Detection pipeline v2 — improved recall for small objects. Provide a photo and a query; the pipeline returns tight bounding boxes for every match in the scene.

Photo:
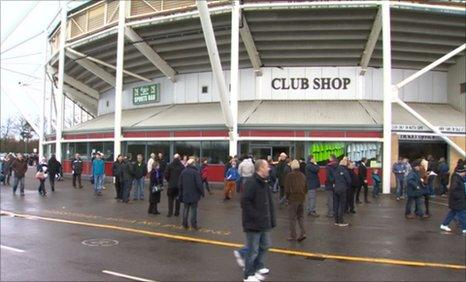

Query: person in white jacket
[147,153,156,174]
[238,157,255,193]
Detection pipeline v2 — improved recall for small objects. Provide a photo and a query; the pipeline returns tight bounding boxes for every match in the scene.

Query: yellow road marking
[2,210,465,270]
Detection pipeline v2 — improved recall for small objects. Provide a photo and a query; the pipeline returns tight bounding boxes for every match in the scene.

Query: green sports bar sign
[133,84,160,105]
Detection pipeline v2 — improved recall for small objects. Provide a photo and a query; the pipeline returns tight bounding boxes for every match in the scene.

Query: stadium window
[201,86,208,94]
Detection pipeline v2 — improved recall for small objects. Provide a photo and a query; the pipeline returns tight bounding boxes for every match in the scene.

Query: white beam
[196,0,234,129]
[66,50,116,87]
[0,88,41,135]
[114,0,126,161]
[395,98,465,157]
[240,16,262,75]
[56,4,67,162]
[230,0,240,157]
[48,65,99,99]
[382,2,392,195]
[63,84,98,116]
[40,29,47,159]
[395,44,466,89]
[359,7,382,75]
[66,48,151,83]
[124,27,177,82]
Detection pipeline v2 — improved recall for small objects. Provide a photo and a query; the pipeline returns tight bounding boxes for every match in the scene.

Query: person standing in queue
[305,155,320,217]
[277,153,291,207]
[148,161,163,215]
[405,159,428,219]
[356,157,370,204]
[72,153,84,189]
[334,157,351,226]
[285,159,307,241]
[112,155,125,200]
[224,161,240,201]
[346,162,359,214]
[178,158,204,230]
[92,153,105,196]
[121,156,134,203]
[165,154,184,217]
[47,154,60,192]
[201,159,213,195]
[325,155,338,218]
[132,154,147,201]
[12,154,28,196]
[238,156,255,194]
[240,159,275,282]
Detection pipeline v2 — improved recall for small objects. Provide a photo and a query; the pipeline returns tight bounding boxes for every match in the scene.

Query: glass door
[250,146,272,160]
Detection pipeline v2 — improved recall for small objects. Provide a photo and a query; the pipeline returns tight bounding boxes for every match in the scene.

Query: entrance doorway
[250,145,292,160]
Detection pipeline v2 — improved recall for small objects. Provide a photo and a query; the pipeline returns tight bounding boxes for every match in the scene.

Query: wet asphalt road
[1,169,465,281]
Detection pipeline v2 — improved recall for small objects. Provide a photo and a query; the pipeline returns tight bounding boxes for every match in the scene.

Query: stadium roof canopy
[48,0,466,94]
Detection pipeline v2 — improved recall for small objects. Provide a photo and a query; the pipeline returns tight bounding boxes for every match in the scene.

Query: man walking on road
[240,159,276,282]
[178,158,204,230]
[47,155,60,192]
[72,154,83,189]
[12,153,28,196]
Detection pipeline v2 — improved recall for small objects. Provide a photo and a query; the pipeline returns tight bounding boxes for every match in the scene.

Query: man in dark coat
[47,155,60,192]
[405,159,428,219]
[333,158,351,226]
[11,154,28,196]
[324,155,338,218]
[440,164,466,233]
[165,154,185,217]
[72,153,84,189]
[356,157,370,204]
[178,158,204,229]
[157,152,167,182]
[305,155,321,217]
[347,162,359,214]
[121,156,134,203]
[240,159,276,281]
[112,155,125,200]
[276,153,291,206]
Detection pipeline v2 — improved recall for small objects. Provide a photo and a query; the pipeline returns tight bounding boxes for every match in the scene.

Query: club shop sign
[271,77,351,90]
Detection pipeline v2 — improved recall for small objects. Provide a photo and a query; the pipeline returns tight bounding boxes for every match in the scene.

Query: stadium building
[41,0,466,191]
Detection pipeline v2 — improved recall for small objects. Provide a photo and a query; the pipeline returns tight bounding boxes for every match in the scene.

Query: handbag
[35,171,45,180]
[151,184,162,193]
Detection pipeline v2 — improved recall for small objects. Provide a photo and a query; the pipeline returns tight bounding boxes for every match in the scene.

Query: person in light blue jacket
[92,153,105,196]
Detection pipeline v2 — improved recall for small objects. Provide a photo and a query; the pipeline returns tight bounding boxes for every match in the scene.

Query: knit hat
[290,159,300,170]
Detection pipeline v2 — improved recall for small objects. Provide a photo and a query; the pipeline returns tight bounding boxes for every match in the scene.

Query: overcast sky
[1,1,90,135]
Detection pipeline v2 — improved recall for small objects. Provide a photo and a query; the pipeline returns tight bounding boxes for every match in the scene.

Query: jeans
[38,179,46,195]
[442,209,466,230]
[333,190,347,224]
[395,174,405,197]
[244,231,270,279]
[182,202,198,228]
[326,189,334,217]
[288,202,305,239]
[12,176,25,194]
[133,177,145,200]
[93,174,104,194]
[405,196,423,216]
[122,179,132,202]
[307,189,317,213]
[372,183,380,198]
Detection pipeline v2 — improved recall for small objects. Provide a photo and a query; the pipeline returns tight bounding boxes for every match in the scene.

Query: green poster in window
[133,84,160,105]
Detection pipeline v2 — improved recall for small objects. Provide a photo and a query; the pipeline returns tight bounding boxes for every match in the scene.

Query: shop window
[147,142,170,161]
[201,85,208,94]
[64,143,76,160]
[75,142,89,160]
[127,142,146,162]
[201,141,228,164]
[90,142,104,159]
[103,142,114,161]
[175,141,200,159]
[308,142,382,166]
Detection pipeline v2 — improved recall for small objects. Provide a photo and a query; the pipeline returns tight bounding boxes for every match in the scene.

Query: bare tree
[1,116,19,139]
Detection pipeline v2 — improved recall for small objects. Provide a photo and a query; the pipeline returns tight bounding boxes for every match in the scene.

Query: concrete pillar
[390,133,399,190]
[229,0,240,157]
[55,3,67,162]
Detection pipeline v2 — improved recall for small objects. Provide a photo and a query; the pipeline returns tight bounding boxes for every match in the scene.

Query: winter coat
[178,165,204,204]
[284,170,307,204]
[334,165,351,194]
[392,162,406,175]
[147,158,155,173]
[47,157,61,175]
[438,162,450,185]
[268,163,277,184]
[36,163,48,179]
[72,158,83,175]
[121,161,134,182]
[165,159,185,189]
[299,162,306,175]
[11,158,28,178]
[112,160,124,179]
[325,160,338,190]
[358,163,368,184]
[406,171,424,198]
[372,173,381,185]
[157,157,167,174]
[226,167,240,181]
[238,158,254,178]
[277,160,291,187]
[241,173,276,232]
[150,168,164,187]
[349,168,360,188]
[92,159,105,176]
[448,173,466,210]
[305,161,320,190]
[133,161,147,179]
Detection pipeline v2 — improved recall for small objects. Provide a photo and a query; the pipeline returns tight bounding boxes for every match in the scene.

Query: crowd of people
[1,150,465,282]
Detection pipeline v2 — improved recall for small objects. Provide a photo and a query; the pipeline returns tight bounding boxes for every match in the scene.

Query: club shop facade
[42,1,466,191]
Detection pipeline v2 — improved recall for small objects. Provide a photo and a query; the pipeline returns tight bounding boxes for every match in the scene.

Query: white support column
[55,3,67,162]
[114,0,126,161]
[229,0,240,157]
[382,2,392,194]
[240,16,262,75]
[40,29,47,159]
[359,7,382,75]
[196,0,234,129]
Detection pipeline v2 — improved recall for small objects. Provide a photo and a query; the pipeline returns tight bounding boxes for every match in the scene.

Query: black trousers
[168,195,180,216]
[333,191,347,224]
[114,177,123,199]
[38,179,46,195]
[356,183,368,202]
[72,174,82,188]
[49,174,55,190]
[423,195,430,215]
[148,202,159,213]
[346,187,355,212]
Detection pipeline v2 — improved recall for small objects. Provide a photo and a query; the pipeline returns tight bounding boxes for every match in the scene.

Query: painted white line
[0,245,25,253]
[102,270,158,282]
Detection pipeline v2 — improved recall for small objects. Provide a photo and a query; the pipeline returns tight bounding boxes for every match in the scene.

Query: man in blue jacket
[393,157,407,201]
[305,155,321,217]
[92,153,105,196]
